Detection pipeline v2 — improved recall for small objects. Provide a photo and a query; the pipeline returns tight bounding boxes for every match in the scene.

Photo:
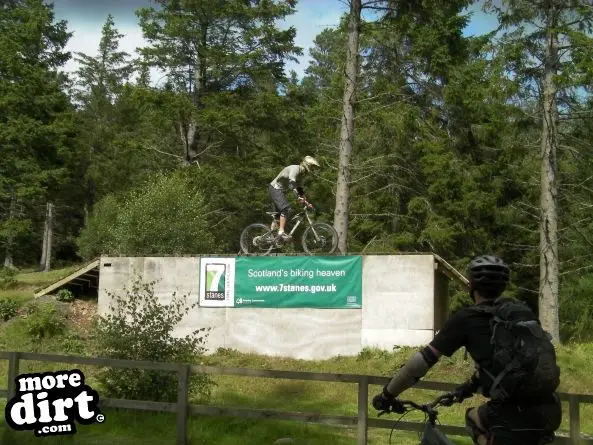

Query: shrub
[56,288,75,302]
[25,303,66,339]
[93,276,214,403]
[76,170,215,259]
[0,298,18,321]
[62,332,85,355]
[560,275,593,342]
[75,194,122,260]
[0,267,17,290]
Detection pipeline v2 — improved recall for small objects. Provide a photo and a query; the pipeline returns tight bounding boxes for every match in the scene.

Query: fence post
[177,364,190,445]
[357,376,368,445]
[7,352,20,399]
[569,395,580,445]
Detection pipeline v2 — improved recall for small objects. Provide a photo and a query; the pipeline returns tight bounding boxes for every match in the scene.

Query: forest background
[2,0,593,344]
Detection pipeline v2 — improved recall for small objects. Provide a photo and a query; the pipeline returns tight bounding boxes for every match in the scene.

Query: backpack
[473,296,560,401]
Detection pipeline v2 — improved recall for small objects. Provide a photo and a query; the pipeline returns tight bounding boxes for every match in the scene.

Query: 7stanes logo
[5,369,105,437]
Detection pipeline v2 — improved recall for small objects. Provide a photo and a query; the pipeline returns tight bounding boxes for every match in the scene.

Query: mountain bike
[239,201,339,256]
[379,392,558,445]
[377,392,459,445]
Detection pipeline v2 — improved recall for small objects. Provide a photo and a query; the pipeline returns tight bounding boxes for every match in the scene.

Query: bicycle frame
[381,393,459,445]
[421,421,458,445]
[271,205,316,237]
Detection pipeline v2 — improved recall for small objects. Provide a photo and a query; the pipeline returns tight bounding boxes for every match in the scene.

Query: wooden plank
[100,398,177,413]
[432,253,469,287]
[556,438,593,445]
[177,365,189,445]
[570,395,581,445]
[18,352,179,371]
[190,364,363,383]
[366,376,458,392]
[34,259,99,297]
[70,277,92,285]
[558,393,593,404]
[190,404,358,427]
[0,351,10,359]
[357,376,368,445]
[577,394,593,403]
[7,352,20,399]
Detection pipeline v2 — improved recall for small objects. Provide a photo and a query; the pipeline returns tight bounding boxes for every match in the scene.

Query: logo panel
[5,369,104,437]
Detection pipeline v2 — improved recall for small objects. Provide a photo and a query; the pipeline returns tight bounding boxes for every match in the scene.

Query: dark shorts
[269,184,290,216]
[472,394,562,445]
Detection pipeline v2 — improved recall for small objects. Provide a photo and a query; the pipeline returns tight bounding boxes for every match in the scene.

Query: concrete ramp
[96,253,470,359]
[34,259,100,298]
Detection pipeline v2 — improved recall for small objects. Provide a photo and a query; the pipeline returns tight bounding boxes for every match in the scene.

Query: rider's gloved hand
[372,386,404,413]
[453,375,480,402]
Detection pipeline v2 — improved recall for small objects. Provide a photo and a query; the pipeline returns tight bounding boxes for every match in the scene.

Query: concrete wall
[97,254,450,360]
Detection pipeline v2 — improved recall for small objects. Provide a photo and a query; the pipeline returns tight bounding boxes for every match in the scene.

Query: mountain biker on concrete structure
[371,255,562,445]
[269,155,319,241]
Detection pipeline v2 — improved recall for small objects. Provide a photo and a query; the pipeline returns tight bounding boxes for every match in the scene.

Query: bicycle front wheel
[240,223,275,255]
[301,222,339,255]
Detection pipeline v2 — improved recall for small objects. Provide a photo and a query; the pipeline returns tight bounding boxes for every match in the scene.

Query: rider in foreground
[371,255,562,445]
[269,155,319,241]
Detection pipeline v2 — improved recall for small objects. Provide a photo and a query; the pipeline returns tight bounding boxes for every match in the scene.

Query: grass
[14,265,82,286]
[0,263,83,310]
[0,265,592,445]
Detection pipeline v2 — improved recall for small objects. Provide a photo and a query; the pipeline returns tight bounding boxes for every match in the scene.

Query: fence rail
[1,351,591,445]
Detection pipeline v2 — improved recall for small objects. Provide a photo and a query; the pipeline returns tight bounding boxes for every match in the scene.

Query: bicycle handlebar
[377,392,457,417]
[299,199,316,211]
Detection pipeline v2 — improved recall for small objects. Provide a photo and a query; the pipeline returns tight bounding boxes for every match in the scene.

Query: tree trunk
[39,201,54,272]
[3,190,15,268]
[3,247,13,268]
[333,0,361,254]
[84,177,95,227]
[539,9,560,343]
[178,31,207,167]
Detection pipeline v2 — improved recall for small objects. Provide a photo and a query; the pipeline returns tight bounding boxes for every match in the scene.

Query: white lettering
[37,392,53,423]
[53,398,74,422]
[247,268,283,278]
[69,371,81,387]
[18,377,42,392]
[10,393,37,425]
[74,391,95,420]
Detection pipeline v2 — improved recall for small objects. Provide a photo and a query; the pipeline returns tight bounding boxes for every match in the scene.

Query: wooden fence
[1,351,591,445]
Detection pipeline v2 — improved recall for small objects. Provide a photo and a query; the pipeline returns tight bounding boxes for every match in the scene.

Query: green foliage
[2,0,593,344]
[76,170,215,258]
[93,276,214,403]
[25,302,67,339]
[75,194,121,259]
[61,331,86,355]
[55,288,74,302]
[0,267,17,289]
[0,0,81,267]
[560,275,593,343]
[0,297,19,321]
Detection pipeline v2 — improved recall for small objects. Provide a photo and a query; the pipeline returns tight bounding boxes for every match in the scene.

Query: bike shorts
[474,393,562,445]
[269,184,291,217]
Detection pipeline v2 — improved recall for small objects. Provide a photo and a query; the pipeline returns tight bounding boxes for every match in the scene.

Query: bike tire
[240,223,275,256]
[301,222,339,255]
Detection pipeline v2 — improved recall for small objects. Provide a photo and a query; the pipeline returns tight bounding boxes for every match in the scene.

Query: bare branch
[146,145,183,159]
[560,264,593,277]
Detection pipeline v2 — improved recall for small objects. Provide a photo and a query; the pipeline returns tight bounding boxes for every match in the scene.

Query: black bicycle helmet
[467,255,510,285]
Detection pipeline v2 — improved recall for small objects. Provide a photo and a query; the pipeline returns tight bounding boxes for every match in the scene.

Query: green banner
[233,256,362,308]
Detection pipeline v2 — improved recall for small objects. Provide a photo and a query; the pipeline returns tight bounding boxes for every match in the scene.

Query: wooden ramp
[433,253,469,287]
[34,258,100,298]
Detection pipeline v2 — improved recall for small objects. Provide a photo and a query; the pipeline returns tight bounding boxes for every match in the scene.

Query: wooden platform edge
[34,258,100,298]
[433,253,469,287]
